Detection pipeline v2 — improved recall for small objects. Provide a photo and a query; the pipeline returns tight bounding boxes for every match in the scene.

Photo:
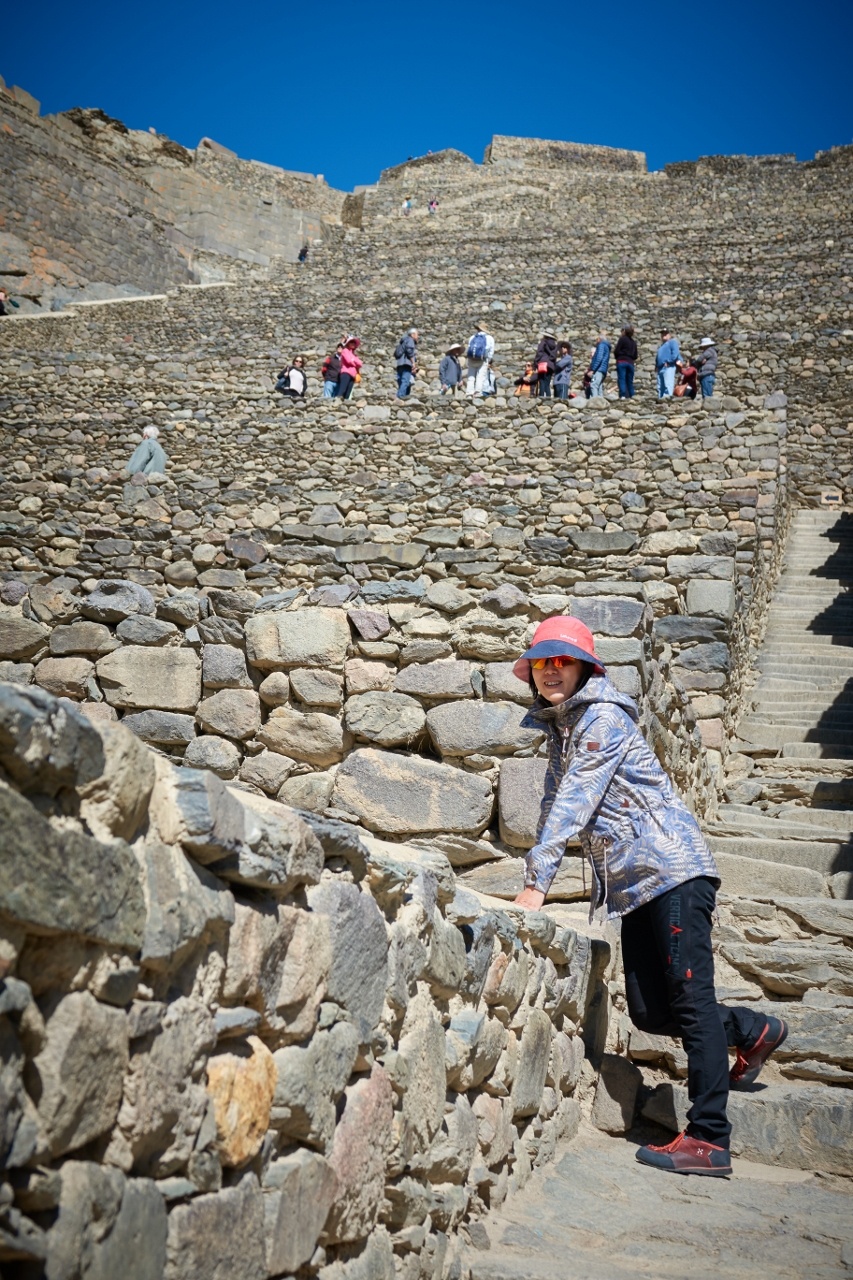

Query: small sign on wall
[820,489,843,506]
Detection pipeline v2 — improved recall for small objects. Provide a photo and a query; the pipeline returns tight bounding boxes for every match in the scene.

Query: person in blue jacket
[512,615,788,1178]
[656,328,681,398]
[587,332,610,399]
[125,426,168,476]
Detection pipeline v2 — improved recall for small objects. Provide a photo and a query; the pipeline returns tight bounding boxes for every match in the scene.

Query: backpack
[467,332,488,360]
[394,337,407,362]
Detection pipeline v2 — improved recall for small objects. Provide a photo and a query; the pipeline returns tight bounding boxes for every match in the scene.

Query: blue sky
[4,0,851,192]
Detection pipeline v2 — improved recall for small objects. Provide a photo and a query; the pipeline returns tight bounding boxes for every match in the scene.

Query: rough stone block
[196,688,261,740]
[344,691,426,746]
[45,1162,167,1280]
[0,609,49,660]
[97,646,201,712]
[165,1173,266,1280]
[590,1053,642,1134]
[82,580,155,622]
[332,748,493,837]
[498,757,548,848]
[137,840,234,971]
[324,1064,394,1244]
[307,880,389,1037]
[244,606,350,670]
[263,1148,338,1275]
[427,699,542,757]
[271,1022,359,1150]
[511,1009,553,1117]
[258,705,346,766]
[205,1036,276,1167]
[394,659,476,700]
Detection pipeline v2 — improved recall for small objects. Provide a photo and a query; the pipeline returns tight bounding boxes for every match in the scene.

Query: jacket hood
[522,674,639,728]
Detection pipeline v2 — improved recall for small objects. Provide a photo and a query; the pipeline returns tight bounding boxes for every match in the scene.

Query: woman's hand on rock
[513,887,546,910]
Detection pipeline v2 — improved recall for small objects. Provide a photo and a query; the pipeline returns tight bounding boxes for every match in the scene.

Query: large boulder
[331,749,493,837]
[394,660,477,701]
[344,691,426,746]
[244,607,351,670]
[196,689,261,741]
[165,1173,266,1280]
[307,881,389,1038]
[82,580,155,623]
[498,757,548,848]
[426,700,542,757]
[257,707,346,766]
[96,647,202,712]
[0,608,48,660]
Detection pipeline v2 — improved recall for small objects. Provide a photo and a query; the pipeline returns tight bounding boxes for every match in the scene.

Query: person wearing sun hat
[512,615,788,1178]
[694,337,718,399]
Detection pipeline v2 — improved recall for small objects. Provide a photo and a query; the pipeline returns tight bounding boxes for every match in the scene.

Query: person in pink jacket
[338,335,362,400]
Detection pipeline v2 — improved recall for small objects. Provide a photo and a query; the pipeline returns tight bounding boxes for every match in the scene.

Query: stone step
[737,722,853,750]
[780,742,853,761]
[707,834,852,875]
[712,849,829,899]
[642,1080,853,1175]
[776,805,853,834]
[711,806,851,842]
[745,712,853,728]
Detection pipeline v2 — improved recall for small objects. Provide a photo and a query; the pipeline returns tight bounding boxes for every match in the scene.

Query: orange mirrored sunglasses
[531,655,578,670]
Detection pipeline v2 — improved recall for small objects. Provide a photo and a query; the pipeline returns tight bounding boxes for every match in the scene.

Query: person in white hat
[439,343,465,395]
[694,337,718,398]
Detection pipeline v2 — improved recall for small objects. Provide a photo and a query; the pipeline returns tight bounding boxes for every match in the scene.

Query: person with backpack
[394,328,419,398]
[511,615,789,1179]
[614,326,638,398]
[694,337,718,398]
[297,244,309,265]
[553,342,574,399]
[338,336,362,400]
[587,331,611,399]
[533,330,559,398]
[321,344,343,398]
[439,343,465,395]
[466,324,495,396]
[656,328,681,399]
[275,356,307,399]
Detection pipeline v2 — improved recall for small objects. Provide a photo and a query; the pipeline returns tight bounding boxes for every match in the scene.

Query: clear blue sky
[4,0,852,192]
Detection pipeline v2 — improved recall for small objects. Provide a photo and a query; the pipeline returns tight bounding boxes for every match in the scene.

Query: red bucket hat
[513,615,605,683]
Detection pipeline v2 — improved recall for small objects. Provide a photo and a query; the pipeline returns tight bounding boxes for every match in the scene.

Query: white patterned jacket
[521,676,719,920]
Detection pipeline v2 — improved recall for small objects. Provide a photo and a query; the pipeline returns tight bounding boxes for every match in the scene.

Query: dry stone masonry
[1,81,852,1277]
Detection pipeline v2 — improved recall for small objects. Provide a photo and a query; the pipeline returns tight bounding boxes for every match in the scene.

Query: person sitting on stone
[553,342,573,399]
[275,356,307,399]
[125,426,168,476]
[694,337,718,398]
[514,361,539,397]
[439,343,465,394]
[338,335,362,400]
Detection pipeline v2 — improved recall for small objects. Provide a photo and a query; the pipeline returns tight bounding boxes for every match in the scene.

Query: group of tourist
[275,324,719,403]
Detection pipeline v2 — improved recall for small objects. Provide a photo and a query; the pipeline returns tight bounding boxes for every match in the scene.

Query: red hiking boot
[730,1016,789,1089]
[636,1131,732,1177]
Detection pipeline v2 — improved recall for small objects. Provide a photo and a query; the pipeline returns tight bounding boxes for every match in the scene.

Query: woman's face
[531,657,585,705]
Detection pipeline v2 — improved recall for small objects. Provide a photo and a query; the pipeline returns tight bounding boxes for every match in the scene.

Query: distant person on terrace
[694,337,718,398]
[275,356,307,398]
[656,328,681,398]
[338,335,362,400]
[465,323,495,396]
[587,331,611,399]
[321,344,343,398]
[553,342,573,399]
[514,362,539,397]
[125,426,168,476]
[534,330,559,398]
[395,328,419,398]
[614,325,638,398]
[439,343,465,394]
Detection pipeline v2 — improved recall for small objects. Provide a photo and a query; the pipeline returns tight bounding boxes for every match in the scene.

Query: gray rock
[317,1227,395,1280]
[263,1149,338,1275]
[590,1053,642,1134]
[82,580,156,623]
[719,938,853,997]
[569,597,645,636]
[673,642,730,673]
[49,620,119,655]
[165,1173,266,1280]
[567,529,638,554]
[764,391,787,408]
[0,785,144,947]
[0,681,107,797]
[97,646,202,711]
[666,555,734,581]
[498,757,548,848]
[258,670,290,706]
[183,735,241,778]
[420,1092,479,1184]
[308,880,389,1038]
[427,699,542,757]
[34,655,94,699]
[685,579,736,619]
[481,584,528,615]
[202,644,252,690]
[394,659,476,700]
[347,608,391,641]
[425,909,468,998]
[152,767,323,893]
[77,720,156,843]
[215,1007,262,1039]
[122,710,197,745]
[0,1018,40,1169]
[396,991,447,1154]
[290,666,345,708]
[653,615,726,644]
[424,581,476,614]
[332,748,493,837]
[46,1162,167,1280]
[325,1065,394,1244]
[196,689,261,740]
[278,770,335,812]
[511,1009,553,1117]
[157,594,202,627]
[138,840,234,971]
[258,706,346,766]
[344,691,426,746]
[244,606,351,669]
[238,749,294,795]
[116,616,179,645]
[446,1010,506,1092]
[271,1022,360,1149]
[32,991,128,1158]
[0,609,48,660]
[485,661,532,704]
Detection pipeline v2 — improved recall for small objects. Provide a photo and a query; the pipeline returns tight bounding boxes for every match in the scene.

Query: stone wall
[483,136,647,173]
[0,90,346,312]
[0,679,616,1277]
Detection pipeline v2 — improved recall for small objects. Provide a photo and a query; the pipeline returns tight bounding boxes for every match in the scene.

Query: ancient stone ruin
[0,77,852,1278]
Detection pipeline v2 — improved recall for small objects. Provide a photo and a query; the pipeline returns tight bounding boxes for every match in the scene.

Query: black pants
[622,877,766,1147]
[338,373,355,400]
[538,372,552,397]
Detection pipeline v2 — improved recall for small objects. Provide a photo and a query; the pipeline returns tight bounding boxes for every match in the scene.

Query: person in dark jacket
[439,343,464,395]
[614,326,638,398]
[321,345,343,398]
[694,337,718,398]
[534,330,559,398]
[395,328,418,398]
[553,342,573,399]
[512,614,789,1179]
[297,244,309,264]
[276,356,307,399]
